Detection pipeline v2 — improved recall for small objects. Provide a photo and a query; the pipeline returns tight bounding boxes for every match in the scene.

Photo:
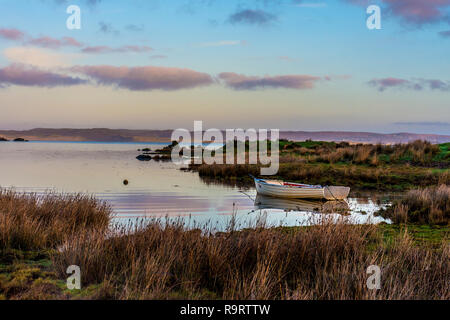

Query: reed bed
[378,185,450,225]
[0,189,112,251]
[50,218,449,300]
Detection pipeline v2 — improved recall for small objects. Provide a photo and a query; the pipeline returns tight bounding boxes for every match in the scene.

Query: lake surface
[0,141,390,229]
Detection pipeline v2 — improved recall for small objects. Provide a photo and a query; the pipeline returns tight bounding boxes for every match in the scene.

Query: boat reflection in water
[254,195,350,215]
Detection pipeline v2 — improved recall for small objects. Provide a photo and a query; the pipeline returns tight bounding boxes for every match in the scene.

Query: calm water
[0,141,390,229]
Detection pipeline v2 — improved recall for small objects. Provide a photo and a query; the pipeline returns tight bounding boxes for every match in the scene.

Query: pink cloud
[82,45,153,54]
[0,64,87,88]
[119,45,152,53]
[27,36,83,49]
[0,28,25,40]
[81,46,114,54]
[0,27,83,48]
[71,65,213,91]
[369,77,409,91]
[0,27,152,54]
[383,0,450,25]
[218,72,323,90]
[150,55,168,59]
[61,37,83,47]
[368,77,450,91]
[345,0,450,26]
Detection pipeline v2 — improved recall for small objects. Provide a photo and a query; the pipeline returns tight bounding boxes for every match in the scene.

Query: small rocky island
[136,141,179,161]
[136,141,205,162]
[0,137,29,142]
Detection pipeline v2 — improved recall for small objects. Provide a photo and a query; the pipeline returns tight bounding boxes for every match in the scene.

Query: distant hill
[0,128,449,144]
[0,128,173,143]
[279,131,450,144]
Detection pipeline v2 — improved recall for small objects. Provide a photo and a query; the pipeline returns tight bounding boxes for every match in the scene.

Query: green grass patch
[378,223,449,246]
[433,143,450,162]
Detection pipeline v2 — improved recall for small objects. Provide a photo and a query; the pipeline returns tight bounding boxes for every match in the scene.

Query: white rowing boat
[252,176,350,200]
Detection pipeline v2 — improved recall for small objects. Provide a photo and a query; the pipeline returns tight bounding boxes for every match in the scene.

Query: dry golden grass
[50,217,450,300]
[379,185,450,225]
[0,189,112,251]
[310,140,442,166]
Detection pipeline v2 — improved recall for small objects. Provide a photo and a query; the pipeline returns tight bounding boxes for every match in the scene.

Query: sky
[0,0,449,134]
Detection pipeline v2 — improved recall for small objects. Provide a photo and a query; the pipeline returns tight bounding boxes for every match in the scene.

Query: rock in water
[136,154,152,161]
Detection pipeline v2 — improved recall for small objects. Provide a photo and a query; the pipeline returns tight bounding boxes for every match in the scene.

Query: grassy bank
[1,189,448,300]
[189,140,450,191]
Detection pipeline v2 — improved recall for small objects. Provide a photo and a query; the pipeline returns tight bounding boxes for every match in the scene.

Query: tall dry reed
[0,189,112,250]
[379,185,450,225]
[52,218,449,300]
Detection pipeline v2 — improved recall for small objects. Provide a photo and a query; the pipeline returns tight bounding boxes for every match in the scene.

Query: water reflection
[254,195,350,215]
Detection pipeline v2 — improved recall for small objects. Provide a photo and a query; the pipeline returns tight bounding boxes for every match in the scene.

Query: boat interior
[260,179,322,189]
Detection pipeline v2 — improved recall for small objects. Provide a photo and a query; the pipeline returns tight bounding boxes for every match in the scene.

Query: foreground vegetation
[0,189,448,300]
[189,140,450,191]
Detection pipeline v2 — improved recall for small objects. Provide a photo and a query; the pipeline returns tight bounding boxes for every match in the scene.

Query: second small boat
[252,176,350,200]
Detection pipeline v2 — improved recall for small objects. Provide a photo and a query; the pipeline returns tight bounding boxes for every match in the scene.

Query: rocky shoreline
[0,137,29,142]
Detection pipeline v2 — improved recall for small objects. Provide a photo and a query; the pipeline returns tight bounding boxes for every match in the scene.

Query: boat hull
[254,179,350,200]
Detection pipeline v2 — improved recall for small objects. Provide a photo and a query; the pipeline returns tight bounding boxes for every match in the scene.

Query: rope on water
[239,190,256,202]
